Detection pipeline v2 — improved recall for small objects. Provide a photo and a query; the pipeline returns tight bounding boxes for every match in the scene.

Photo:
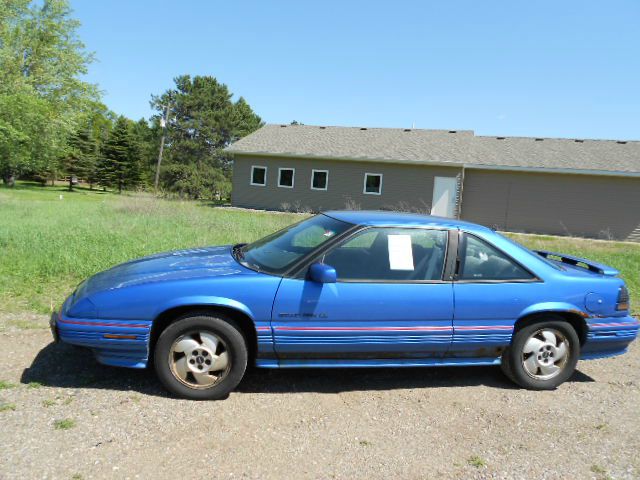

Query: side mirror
[308,262,337,284]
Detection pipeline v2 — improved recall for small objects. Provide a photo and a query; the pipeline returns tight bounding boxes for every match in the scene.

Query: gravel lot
[1,313,639,480]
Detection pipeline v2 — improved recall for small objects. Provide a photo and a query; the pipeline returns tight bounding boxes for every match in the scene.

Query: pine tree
[125,124,143,191]
[100,117,130,193]
[61,128,96,191]
[87,104,114,190]
[93,152,112,191]
[150,75,263,199]
[130,118,158,186]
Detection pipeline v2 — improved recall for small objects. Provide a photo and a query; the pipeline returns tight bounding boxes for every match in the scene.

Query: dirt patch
[1,314,638,479]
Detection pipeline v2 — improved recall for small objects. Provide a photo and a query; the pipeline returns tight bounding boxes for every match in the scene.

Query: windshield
[236,214,353,274]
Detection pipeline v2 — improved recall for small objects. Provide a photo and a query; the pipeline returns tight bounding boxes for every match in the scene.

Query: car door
[272,227,454,360]
[451,232,544,358]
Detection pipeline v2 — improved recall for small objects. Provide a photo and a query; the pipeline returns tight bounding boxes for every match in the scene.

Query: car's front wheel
[502,318,580,390]
[154,313,248,400]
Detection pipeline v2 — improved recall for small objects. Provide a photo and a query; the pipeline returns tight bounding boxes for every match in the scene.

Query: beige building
[227,124,640,241]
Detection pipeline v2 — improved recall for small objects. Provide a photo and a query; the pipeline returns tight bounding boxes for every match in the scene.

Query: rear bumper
[581,315,639,360]
[52,311,151,369]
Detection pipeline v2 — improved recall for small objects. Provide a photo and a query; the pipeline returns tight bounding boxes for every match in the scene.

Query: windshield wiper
[232,243,246,260]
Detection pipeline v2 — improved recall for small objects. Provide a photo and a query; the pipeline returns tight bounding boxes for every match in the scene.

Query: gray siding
[232,155,462,212]
[461,170,640,241]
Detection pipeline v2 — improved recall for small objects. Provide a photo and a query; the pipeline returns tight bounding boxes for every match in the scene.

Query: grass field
[1,183,638,315]
[0,183,301,313]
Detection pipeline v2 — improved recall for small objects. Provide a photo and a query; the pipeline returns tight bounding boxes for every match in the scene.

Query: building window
[278,168,295,188]
[363,173,383,195]
[250,166,267,186]
[311,169,329,191]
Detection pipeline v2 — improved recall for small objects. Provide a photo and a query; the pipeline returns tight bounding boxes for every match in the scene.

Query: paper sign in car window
[388,234,414,270]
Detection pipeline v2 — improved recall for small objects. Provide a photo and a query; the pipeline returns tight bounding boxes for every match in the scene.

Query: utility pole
[154,103,170,193]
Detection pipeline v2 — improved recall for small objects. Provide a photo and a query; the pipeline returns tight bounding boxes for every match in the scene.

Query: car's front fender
[152,295,255,321]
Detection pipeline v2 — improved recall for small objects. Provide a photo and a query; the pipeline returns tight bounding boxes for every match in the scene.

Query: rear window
[459,234,534,281]
[496,233,563,271]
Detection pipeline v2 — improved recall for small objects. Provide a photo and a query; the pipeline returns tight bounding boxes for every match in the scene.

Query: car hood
[74,245,256,298]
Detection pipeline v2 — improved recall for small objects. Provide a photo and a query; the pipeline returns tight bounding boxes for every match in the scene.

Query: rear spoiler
[534,250,619,276]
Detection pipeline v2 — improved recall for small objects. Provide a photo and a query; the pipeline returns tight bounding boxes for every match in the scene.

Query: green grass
[0,182,638,315]
[0,380,16,390]
[0,402,16,412]
[53,418,76,430]
[7,319,45,330]
[0,183,302,313]
[507,232,640,314]
[467,455,487,468]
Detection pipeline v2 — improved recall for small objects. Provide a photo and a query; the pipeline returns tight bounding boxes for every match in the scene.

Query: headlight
[67,297,97,318]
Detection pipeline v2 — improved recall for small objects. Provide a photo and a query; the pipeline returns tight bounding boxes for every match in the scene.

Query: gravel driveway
[1,313,639,480]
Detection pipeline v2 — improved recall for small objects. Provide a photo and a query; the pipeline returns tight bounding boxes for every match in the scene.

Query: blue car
[51,211,638,399]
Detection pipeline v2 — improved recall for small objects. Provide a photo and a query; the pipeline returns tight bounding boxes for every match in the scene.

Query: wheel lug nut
[189,359,195,364]
[205,359,211,365]
[198,365,203,369]
[202,351,208,357]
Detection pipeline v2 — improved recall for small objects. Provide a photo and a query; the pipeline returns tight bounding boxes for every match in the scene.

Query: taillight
[616,286,630,311]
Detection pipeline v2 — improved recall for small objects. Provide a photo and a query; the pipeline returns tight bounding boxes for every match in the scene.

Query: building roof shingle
[226,124,640,175]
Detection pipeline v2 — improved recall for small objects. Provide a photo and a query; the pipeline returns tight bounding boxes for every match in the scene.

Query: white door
[431,176,457,218]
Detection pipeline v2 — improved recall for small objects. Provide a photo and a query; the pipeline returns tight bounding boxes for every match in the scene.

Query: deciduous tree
[0,0,97,185]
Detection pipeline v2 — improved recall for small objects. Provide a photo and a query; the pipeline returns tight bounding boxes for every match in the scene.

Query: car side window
[458,234,534,281]
[322,228,448,282]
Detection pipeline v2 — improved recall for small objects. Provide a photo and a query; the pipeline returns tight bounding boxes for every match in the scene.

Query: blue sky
[72,0,640,140]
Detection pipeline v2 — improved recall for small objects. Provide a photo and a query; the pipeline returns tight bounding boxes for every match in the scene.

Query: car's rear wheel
[154,313,248,400]
[503,318,579,390]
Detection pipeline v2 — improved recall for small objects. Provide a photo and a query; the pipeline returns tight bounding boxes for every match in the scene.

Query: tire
[154,313,248,400]
[499,348,516,383]
[504,317,580,390]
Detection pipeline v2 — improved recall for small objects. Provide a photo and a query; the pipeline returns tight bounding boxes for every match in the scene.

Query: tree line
[0,0,262,198]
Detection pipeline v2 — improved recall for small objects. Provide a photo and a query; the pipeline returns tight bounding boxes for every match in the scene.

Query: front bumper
[52,310,151,369]
[49,311,60,343]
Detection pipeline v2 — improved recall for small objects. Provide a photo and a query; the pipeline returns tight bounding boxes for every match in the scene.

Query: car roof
[323,210,493,233]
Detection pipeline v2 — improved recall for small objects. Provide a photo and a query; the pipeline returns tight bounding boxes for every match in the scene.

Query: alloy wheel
[521,328,570,380]
[168,331,231,389]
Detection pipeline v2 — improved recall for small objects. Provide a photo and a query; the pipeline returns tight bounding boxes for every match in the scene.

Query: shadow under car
[21,341,595,398]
